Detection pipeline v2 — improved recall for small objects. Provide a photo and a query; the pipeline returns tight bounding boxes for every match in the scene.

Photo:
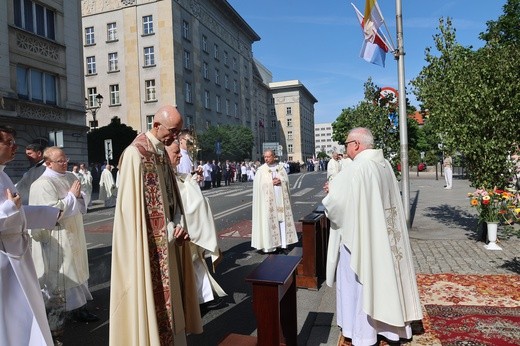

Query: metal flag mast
[394,0,411,227]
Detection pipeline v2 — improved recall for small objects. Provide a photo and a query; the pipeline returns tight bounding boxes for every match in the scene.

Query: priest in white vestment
[326,152,342,181]
[78,163,93,206]
[98,164,117,207]
[167,142,226,306]
[322,128,422,345]
[110,105,201,345]
[251,149,298,253]
[0,126,60,346]
[177,130,195,174]
[30,147,99,331]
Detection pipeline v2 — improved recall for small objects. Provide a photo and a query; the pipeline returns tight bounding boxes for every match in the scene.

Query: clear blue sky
[227,0,507,124]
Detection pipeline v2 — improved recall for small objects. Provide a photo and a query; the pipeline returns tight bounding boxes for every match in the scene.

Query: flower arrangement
[468,188,519,224]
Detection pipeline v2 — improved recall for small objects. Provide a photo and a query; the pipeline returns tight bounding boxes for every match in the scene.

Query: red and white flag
[352,1,393,67]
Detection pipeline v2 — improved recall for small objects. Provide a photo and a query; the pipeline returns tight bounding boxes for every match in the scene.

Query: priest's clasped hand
[167,221,190,244]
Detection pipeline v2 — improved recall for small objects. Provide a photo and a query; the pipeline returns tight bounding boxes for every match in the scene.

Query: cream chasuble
[323,149,422,327]
[251,163,298,251]
[110,132,201,346]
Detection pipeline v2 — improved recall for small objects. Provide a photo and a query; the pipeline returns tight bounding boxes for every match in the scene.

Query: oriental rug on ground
[412,273,520,345]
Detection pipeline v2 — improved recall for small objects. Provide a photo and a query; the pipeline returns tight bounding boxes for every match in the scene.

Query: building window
[146,115,154,130]
[216,95,221,113]
[223,51,229,66]
[183,50,191,69]
[288,131,293,140]
[182,20,190,40]
[287,118,292,127]
[224,75,229,89]
[107,22,117,41]
[288,144,293,153]
[185,82,192,103]
[108,52,118,72]
[271,119,276,128]
[270,108,276,116]
[85,26,95,45]
[144,46,155,66]
[202,62,209,79]
[86,56,96,74]
[145,80,156,101]
[204,90,210,109]
[201,35,208,52]
[186,116,193,128]
[234,103,239,118]
[270,132,277,141]
[109,84,120,105]
[143,15,154,35]
[233,80,238,93]
[86,87,98,108]
[16,66,57,105]
[232,57,237,71]
[14,0,56,40]
[286,107,292,115]
[213,44,219,60]
[225,99,230,116]
[214,69,220,85]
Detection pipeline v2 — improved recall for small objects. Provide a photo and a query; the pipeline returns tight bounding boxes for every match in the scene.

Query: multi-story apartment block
[1,0,87,180]
[314,122,344,156]
[81,0,260,136]
[269,80,317,163]
[81,0,318,163]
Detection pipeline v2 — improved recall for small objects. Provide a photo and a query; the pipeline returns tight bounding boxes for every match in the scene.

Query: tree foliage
[87,117,137,166]
[332,78,422,169]
[197,125,254,162]
[410,10,520,189]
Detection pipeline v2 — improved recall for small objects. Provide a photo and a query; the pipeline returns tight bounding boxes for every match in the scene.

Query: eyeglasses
[161,124,179,137]
[51,158,70,164]
[0,139,16,147]
[345,140,358,146]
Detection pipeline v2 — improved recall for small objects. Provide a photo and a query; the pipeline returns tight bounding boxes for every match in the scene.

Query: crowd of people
[1,105,427,345]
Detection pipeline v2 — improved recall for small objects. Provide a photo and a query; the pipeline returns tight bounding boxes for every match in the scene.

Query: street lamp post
[86,94,103,129]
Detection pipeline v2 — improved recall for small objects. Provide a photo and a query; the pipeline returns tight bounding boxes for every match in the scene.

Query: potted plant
[468,188,517,250]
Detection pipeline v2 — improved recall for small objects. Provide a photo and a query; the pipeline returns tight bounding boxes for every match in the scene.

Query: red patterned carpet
[412,274,520,345]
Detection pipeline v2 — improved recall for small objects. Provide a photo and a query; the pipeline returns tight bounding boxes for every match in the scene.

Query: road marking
[213,201,252,218]
[84,217,114,226]
[291,187,313,197]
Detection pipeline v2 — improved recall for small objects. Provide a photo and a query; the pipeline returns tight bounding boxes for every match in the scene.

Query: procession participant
[323,127,422,345]
[98,164,117,207]
[167,142,226,308]
[110,105,201,345]
[30,146,99,331]
[15,143,47,204]
[251,149,298,254]
[0,126,59,346]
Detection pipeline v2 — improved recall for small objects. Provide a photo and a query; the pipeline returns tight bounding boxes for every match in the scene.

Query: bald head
[151,105,184,146]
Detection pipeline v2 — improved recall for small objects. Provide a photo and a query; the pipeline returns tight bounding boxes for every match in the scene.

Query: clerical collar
[42,167,66,178]
[145,131,164,154]
[0,164,5,172]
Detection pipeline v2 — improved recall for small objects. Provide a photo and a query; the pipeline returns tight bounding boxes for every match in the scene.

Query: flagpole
[395,0,411,227]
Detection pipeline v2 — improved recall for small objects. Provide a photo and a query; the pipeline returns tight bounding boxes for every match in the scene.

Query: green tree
[410,13,520,188]
[332,78,420,170]
[317,150,329,160]
[197,125,254,162]
[87,117,137,166]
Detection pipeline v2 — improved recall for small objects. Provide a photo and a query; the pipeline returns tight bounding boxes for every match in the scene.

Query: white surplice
[323,149,422,344]
[1,165,59,346]
[98,168,116,207]
[177,172,226,303]
[29,168,91,312]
